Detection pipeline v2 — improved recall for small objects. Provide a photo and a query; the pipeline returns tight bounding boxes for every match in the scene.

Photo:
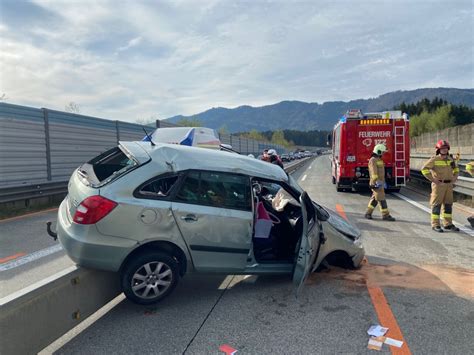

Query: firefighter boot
[380,200,395,221]
[365,207,374,219]
[431,204,442,232]
[366,199,377,219]
[444,225,460,232]
[442,204,459,231]
[468,216,474,228]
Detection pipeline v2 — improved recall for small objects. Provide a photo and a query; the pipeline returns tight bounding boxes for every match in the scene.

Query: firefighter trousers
[366,187,390,216]
[430,182,454,227]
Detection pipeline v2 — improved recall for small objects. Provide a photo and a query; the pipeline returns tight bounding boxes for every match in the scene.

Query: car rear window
[78,146,138,187]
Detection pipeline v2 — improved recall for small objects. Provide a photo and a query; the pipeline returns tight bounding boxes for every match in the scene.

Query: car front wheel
[121,251,179,305]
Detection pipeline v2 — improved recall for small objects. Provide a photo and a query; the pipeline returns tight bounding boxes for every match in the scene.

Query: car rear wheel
[121,251,179,305]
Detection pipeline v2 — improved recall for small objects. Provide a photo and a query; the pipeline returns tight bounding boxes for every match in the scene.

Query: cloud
[116,36,143,53]
[0,0,472,122]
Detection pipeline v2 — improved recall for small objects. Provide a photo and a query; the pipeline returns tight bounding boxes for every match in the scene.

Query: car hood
[325,208,361,240]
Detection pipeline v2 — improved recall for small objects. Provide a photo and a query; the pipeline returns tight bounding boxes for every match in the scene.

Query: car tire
[121,251,179,305]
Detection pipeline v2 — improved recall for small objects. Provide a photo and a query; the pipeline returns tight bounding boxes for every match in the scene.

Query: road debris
[384,337,404,348]
[367,325,388,337]
[367,325,404,351]
[368,337,384,351]
[219,344,238,355]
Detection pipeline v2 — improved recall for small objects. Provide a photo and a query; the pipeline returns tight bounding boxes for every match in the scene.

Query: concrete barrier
[0,266,121,355]
[410,123,474,156]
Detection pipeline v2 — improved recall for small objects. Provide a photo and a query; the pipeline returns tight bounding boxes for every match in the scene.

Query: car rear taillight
[73,196,117,224]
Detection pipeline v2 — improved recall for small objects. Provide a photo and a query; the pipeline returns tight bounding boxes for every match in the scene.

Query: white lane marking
[393,193,474,237]
[308,165,312,169]
[301,174,307,181]
[0,244,63,272]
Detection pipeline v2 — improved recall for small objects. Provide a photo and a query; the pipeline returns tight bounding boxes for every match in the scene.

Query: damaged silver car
[56,141,364,304]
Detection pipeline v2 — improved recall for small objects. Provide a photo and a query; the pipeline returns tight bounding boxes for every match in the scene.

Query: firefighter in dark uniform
[421,140,460,232]
[365,144,396,221]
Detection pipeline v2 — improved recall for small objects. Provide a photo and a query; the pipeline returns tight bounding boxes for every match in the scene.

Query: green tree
[427,105,454,131]
[271,130,293,148]
[247,129,268,142]
[409,111,430,137]
[451,104,474,125]
[398,98,473,137]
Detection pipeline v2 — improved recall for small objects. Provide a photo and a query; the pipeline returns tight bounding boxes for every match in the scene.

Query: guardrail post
[42,108,52,181]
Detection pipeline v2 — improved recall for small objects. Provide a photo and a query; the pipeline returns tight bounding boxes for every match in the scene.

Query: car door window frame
[133,173,182,200]
[173,170,252,212]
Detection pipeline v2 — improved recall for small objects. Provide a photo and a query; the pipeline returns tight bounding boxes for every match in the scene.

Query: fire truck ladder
[394,126,406,186]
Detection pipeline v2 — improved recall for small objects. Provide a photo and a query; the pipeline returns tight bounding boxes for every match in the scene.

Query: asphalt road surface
[2,155,473,354]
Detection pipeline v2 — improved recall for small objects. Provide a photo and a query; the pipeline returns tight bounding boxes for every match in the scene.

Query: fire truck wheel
[336,184,344,192]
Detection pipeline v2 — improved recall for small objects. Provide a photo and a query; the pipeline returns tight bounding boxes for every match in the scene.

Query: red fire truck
[331,109,410,192]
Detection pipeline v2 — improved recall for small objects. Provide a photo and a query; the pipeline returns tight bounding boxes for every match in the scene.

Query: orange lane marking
[335,204,348,220]
[0,207,58,223]
[0,252,26,264]
[367,279,412,355]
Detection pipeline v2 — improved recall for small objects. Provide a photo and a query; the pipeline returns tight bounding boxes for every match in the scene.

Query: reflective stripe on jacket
[368,156,385,185]
[421,155,459,181]
[467,161,474,177]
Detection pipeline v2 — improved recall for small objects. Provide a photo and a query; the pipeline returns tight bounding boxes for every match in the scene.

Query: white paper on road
[367,325,389,337]
[367,338,383,351]
[384,337,404,347]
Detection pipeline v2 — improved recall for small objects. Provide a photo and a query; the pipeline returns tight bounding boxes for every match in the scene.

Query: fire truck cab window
[334,125,341,158]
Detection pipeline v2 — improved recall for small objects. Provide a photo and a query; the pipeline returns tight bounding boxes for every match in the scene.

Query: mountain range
[165,88,474,132]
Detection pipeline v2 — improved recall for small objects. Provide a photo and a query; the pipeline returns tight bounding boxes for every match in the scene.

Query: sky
[0,0,472,123]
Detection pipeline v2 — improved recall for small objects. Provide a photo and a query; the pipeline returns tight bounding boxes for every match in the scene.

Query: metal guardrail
[410,170,474,198]
[453,176,474,197]
[283,156,313,174]
[0,181,68,204]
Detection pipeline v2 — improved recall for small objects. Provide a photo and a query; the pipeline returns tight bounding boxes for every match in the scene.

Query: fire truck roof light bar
[342,109,409,121]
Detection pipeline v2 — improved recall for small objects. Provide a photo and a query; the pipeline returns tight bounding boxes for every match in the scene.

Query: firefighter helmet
[373,144,387,155]
[435,140,450,150]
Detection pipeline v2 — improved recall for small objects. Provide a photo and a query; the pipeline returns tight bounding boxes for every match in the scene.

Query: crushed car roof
[121,141,289,182]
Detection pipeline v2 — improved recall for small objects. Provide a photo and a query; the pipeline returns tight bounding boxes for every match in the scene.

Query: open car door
[292,191,322,296]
